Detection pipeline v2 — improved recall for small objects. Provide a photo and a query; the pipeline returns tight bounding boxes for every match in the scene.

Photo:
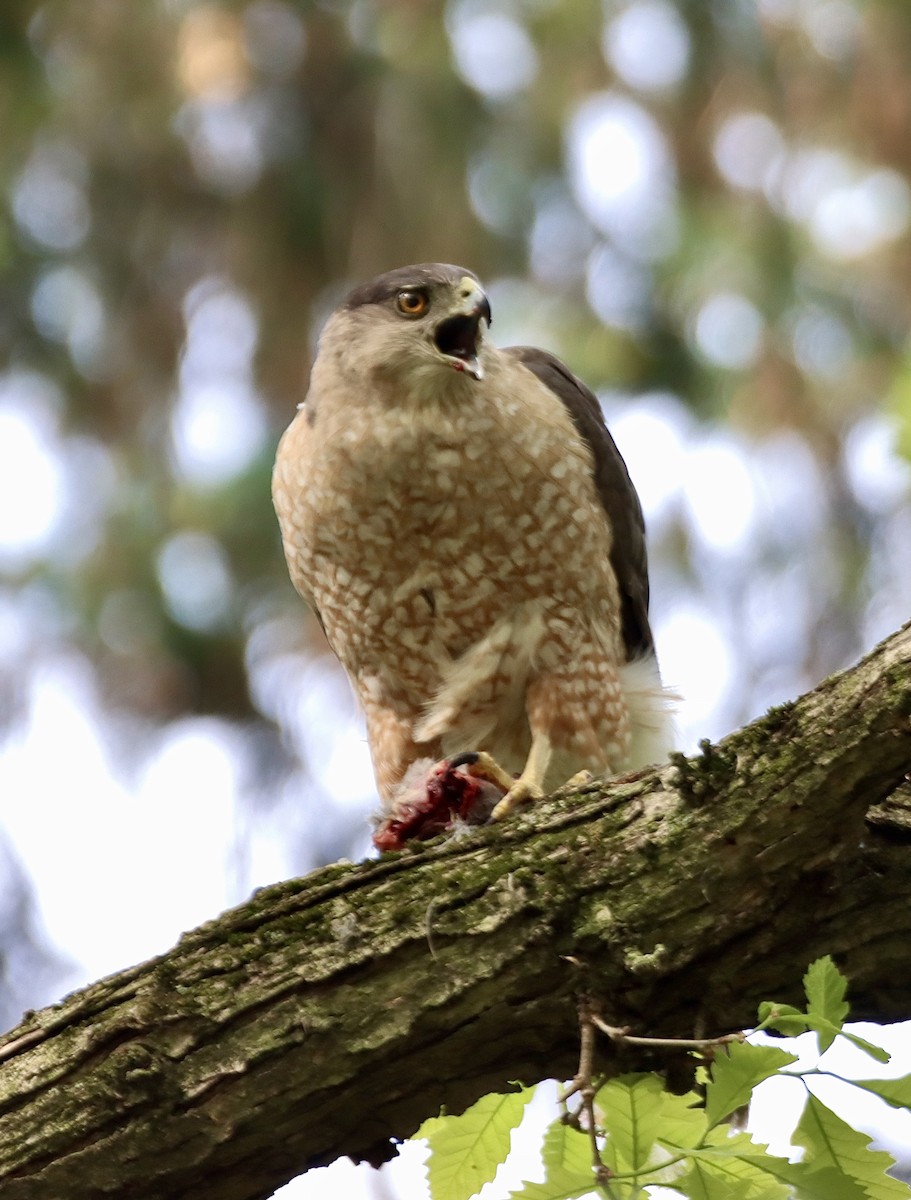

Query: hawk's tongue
[434,310,486,379]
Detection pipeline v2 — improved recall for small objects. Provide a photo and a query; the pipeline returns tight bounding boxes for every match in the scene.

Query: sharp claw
[450,748,547,823]
[560,769,594,791]
[490,779,544,822]
[458,750,516,794]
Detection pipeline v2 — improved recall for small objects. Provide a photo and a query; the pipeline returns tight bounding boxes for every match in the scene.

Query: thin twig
[580,1004,602,1175]
[558,998,613,1182]
[590,1014,745,1051]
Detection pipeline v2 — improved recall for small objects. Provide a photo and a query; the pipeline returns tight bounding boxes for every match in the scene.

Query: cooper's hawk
[273,263,672,842]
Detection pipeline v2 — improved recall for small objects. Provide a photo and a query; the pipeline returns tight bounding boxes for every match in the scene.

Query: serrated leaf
[419,1086,534,1200]
[804,957,849,1052]
[837,1029,891,1066]
[594,1072,664,1172]
[656,1088,712,1151]
[757,1002,810,1038]
[794,1093,907,1200]
[686,1133,792,1199]
[783,1015,891,1065]
[508,1163,600,1200]
[737,1155,867,1200]
[678,1159,757,1199]
[508,1119,602,1200]
[705,1041,798,1128]
[540,1119,592,1176]
[508,1172,601,1200]
[692,1133,863,1200]
[853,1073,911,1109]
[678,1156,786,1200]
[800,1014,846,1051]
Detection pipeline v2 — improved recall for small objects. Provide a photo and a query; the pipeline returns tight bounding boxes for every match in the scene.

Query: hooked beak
[433,278,491,381]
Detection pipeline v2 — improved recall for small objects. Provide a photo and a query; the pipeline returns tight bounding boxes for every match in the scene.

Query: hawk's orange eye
[396,289,429,317]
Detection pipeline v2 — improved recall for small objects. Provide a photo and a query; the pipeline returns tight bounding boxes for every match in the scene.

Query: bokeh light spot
[843,416,911,515]
[603,0,690,93]
[586,243,651,331]
[177,5,249,99]
[713,112,785,192]
[567,91,677,258]
[0,376,65,564]
[171,280,268,485]
[684,435,759,553]
[31,266,106,374]
[447,4,538,100]
[693,292,764,370]
[243,1,306,77]
[811,168,911,261]
[657,605,735,735]
[11,142,90,251]
[788,304,853,380]
[605,392,691,524]
[156,531,233,632]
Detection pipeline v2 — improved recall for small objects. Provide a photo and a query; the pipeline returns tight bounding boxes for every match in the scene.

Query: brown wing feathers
[504,346,654,660]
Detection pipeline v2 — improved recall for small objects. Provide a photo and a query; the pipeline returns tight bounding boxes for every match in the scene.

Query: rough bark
[1,621,910,1200]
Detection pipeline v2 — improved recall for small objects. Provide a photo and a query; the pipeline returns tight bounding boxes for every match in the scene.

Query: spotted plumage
[272,263,672,825]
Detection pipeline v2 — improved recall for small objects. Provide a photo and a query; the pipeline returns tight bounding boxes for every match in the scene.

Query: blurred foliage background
[1,2,911,1184]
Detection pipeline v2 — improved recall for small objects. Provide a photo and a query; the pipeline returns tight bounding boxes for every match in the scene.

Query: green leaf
[691,1132,863,1199]
[705,1041,798,1128]
[685,1133,792,1199]
[656,1088,712,1151]
[507,1175,600,1200]
[737,1155,867,1200]
[794,1093,907,1200]
[853,1073,911,1109]
[419,1086,534,1200]
[835,1029,891,1066]
[757,1002,810,1038]
[594,1072,664,1172]
[540,1119,592,1176]
[509,1119,601,1200]
[775,1013,890,1065]
[678,1159,757,1199]
[804,957,849,1053]
[679,1155,788,1200]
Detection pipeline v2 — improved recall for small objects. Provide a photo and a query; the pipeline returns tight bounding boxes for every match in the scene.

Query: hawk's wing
[504,346,653,660]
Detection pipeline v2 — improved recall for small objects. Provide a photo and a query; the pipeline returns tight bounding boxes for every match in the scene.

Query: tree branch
[1,621,910,1200]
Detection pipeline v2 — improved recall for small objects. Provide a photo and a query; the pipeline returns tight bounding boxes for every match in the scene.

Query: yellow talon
[490,778,544,821]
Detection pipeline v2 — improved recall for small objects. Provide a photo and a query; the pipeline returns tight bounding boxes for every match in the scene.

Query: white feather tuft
[620,654,679,769]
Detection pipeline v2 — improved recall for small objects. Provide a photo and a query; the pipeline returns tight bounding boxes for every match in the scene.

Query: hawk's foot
[450,750,544,822]
[490,777,545,821]
[560,768,594,790]
[450,750,515,793]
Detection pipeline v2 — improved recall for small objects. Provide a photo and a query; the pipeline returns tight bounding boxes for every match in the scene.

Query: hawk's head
[317,263,492,390]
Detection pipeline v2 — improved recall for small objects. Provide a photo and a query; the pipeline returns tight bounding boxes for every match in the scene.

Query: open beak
[434,280,491,381]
